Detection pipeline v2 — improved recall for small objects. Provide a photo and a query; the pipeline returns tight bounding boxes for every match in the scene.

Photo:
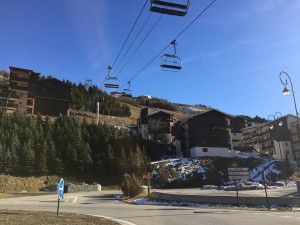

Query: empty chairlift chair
[160,40,182,72]
[122,81,132,97]
[104,66,120,89]
[150,0,190,16]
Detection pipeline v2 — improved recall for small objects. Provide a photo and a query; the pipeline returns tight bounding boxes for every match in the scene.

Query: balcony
[9,84,28,91]
[0,92,19,99]
[0,101,18,108]
[10,74,30,82]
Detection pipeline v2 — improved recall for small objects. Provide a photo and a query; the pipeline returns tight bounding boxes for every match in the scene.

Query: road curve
[0,191,300,225]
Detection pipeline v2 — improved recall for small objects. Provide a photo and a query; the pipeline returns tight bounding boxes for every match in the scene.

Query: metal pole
[268,113,287,185]
[96,101,99,125]
[279,71,300,160]
[147,172,151,198]
[235,180,239,206]
[262,171,270,210]
[57,198,60,215]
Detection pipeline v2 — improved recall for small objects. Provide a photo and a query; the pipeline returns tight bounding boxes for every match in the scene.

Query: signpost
[228,167,249,205]
[143,173,153,198]
[262,171,270,210]
[57,179,64,215]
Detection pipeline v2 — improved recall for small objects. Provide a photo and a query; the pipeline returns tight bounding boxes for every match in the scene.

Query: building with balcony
[241,114,297,161]
[290,121,300,160]
[172,109,235,158]
[137,107,174,143]
[0,67,71,117]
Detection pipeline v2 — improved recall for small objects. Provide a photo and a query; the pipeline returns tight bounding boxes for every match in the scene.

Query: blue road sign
[58,179,64,200]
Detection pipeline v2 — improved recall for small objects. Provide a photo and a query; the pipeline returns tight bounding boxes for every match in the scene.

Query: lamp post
[279,71,300,129]
[268,112,287,185]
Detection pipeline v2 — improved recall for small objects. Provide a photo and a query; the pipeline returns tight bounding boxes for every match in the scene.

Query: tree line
[119,96,177,112]
[63,80,131,117]
[0,110,148,179]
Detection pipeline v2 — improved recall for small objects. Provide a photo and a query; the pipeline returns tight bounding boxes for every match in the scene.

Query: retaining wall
[66,184,101,193]
[150,192,300,206]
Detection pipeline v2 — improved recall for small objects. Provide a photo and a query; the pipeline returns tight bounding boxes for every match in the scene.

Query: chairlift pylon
[160,40,182,72]
[104,66,120,89]
[150,0,190,16]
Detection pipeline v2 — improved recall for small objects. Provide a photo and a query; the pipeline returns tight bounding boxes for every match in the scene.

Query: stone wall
[66,184,101,193]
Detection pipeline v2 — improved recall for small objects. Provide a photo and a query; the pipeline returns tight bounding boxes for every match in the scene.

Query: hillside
[69,101,191,126]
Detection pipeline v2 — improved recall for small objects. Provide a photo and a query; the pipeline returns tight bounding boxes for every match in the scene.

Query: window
[285,142,288,147]
[203,148,208,152]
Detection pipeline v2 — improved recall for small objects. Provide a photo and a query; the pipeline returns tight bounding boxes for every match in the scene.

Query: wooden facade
[0,67,70,117]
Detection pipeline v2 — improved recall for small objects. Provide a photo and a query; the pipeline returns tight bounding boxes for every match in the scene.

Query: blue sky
[1,0,300,119]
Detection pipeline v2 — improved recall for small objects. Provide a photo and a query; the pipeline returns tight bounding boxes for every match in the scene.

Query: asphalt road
[1,191,300,225]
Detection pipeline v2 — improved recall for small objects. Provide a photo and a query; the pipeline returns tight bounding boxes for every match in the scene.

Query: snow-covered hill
[150,156,295,189]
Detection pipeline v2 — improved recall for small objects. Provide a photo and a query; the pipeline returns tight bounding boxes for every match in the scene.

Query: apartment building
[242,115,297,161]
[290,120,300,160]
[0,67,70,117]
[172,109,235,158]
[137,107,174,143]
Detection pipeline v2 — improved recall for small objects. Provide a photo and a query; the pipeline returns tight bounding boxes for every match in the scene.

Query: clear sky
[1,0,300,119]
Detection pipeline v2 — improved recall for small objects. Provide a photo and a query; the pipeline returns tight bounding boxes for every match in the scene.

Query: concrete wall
[150,192,300,206]
[190,147,235,158]
[273,140,294,161]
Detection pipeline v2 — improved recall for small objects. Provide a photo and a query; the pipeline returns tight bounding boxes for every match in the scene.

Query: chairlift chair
[123,81,132,94]
[160,40,182,72]
[123,81,132,97]
[104,66,120,89]
[150,0,190,16]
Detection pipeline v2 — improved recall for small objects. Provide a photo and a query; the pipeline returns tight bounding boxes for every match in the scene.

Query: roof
[176,109,234,125]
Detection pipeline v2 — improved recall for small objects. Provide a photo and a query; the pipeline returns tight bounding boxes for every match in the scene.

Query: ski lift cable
[120,43,171,89]
[174,0,216,41]
[120,0,217,88]
[114,12,154,74]
[111,0,148,71]
[117,13,164,77]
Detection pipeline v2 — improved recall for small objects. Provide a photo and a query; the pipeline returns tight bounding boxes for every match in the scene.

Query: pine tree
[116,147,127,174]
[3,149,12,174]
[77,142,92,172]
[23,141,35,175]
[35,142,49,175]
[0,143,4,173]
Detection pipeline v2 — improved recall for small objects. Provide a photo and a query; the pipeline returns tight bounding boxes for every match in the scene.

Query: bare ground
[0,209,120,225]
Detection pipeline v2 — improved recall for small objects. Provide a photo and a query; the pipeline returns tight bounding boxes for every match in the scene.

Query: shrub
[121,174,144,198]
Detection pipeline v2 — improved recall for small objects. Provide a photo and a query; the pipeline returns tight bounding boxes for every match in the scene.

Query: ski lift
[150,0,190,16]
[160,40,182,72]
[123,81,132,97]
[104,66,120,89]
[123,81,131,93]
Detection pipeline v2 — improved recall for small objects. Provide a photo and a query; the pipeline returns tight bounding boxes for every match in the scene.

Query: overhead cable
[111,0,148,70]
[121,0,217,87]
[117,14,163,76]
[114,13,153,74]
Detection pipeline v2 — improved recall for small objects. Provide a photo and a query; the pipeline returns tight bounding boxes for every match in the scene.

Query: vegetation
[240,115,268,124]
[121,174,144,198]
[119,96,177,112]
[65,81,130,117]
[0,110,148,182]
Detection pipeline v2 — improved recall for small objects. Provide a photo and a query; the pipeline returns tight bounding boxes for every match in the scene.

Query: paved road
[1,191,300,225]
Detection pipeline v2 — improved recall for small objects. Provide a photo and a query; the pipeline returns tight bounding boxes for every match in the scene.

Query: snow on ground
[151,156,296,190]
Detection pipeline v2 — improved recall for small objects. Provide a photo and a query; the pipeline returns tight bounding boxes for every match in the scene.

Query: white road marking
[281,216,292,218]
[87,214,136,225]
[72,197,78,203]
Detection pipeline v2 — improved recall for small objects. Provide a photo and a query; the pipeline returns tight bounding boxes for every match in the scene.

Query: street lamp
[268,112,287,185]
[279,71,300,128]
